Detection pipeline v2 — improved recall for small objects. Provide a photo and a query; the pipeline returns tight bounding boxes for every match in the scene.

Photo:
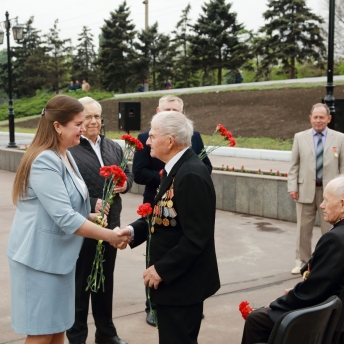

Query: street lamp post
[324,0,336,125]
[0,12,24,148]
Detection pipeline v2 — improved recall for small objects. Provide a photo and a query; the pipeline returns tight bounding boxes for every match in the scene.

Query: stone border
[0,147,303,224]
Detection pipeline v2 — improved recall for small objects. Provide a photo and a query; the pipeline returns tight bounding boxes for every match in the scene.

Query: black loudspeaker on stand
[118,102,141,133]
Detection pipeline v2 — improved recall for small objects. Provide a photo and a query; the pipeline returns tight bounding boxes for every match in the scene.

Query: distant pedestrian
[235,70,243,84]
[68,81,75,92]
[82,79,90,92]
[137,84,144,92]
[75,80,82,91]
[165,79,172,90]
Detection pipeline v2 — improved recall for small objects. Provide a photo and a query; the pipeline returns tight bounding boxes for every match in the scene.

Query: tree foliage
[134,22,175,90]
[172,4,198,88]
[260,0,326,79]
[96,1,136,93]
[190,0,248,85]
[71,26,97,86]
[44,19,73,92]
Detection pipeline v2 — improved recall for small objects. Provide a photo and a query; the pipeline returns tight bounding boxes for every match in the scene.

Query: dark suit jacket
[269,219,344,322]
[130,149,220,306]
[133,130,212,203]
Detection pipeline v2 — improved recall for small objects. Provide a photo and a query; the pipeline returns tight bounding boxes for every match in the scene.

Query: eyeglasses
[85,114,102,121]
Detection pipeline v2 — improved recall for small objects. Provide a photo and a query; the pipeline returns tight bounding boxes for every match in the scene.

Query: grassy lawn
[0,126,293,150]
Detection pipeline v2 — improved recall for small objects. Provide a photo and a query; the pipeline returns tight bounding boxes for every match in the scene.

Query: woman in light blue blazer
[7,95,131,344]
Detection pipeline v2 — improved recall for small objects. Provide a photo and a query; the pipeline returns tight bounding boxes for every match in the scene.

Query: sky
[1,0,325,49]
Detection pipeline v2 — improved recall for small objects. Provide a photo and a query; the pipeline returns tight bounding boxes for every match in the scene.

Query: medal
[167,200,173,208]
[170,219,177,227]
[163,207,169,217]
[156,217,162,225]
[162,218,169,226]
[151,226,155,233]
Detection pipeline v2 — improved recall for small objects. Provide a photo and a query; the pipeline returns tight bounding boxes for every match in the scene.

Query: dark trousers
[144,195,157,313]
[66,238,118,343]
[156,302,203,344]
[241,307,275,344]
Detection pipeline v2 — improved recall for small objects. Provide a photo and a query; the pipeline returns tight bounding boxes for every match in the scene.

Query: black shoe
[202,313,205,319]
[69,342,85,344]
[146,312,156,327]
[95,331,128,344]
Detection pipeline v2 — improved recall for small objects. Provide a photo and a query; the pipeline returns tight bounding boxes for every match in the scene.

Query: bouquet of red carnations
[86,165,127,292]
[198,124,236,160]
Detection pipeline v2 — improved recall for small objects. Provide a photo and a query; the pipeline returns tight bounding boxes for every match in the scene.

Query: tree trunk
[217,67,222,85]
[290,57,295,79]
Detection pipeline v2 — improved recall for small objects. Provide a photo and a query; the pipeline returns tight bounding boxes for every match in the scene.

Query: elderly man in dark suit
[133,95,212,325]
[120,111,220,344]
[241,175,344,344]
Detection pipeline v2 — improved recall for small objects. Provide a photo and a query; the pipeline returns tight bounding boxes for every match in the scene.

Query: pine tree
[134,22,175,91]
[260,0,326,79]
[96,1,136,93]
[190,0,248,85]
[44,19,72,92]
[172,4,194,88]
[71,26,97,86]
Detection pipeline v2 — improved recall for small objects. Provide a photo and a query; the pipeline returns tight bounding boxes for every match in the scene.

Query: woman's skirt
[8,258,76,335]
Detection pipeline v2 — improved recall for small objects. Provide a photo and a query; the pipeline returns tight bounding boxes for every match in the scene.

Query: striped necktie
[316,132,323,181]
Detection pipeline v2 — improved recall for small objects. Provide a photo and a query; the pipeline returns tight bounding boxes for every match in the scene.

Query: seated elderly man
[241,175,344,344]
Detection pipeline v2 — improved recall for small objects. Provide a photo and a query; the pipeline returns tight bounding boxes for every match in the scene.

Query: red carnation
[239,301,253,320]
[100,166,112,178]
[159,169,164,178]
[137,203,153,218]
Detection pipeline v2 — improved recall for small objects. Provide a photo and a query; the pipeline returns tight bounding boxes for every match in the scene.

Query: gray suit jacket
[7,150,91,274]
[288,128,344,203]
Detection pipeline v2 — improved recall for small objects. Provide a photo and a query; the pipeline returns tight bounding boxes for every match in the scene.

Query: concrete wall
[0,147,301,223]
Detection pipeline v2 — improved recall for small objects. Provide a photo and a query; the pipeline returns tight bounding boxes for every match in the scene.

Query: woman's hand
[95,198,110,215]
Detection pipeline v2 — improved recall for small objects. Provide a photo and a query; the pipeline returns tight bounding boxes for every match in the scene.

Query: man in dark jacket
[132,95,212,325]
[120,110,220,344]
[241,175,344,344]
[67,97,133,344]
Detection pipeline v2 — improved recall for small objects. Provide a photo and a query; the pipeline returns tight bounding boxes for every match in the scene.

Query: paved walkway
[0,169,322,344]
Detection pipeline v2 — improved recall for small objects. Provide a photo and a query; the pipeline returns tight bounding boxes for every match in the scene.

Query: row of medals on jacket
[151,180,178,233]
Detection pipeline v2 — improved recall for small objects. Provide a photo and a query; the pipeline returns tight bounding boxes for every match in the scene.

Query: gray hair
[151,111,193,147]
[78,96,102,113]
[310,103,330,116]
[159,95,184,111]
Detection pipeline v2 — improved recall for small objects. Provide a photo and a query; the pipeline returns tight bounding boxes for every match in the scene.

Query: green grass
[0,125,293,150]
[0,91,114,121]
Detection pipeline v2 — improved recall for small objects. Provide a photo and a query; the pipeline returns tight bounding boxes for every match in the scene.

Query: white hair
[78,96,102,113]
[328,175,344,199]
[151,111,193,147]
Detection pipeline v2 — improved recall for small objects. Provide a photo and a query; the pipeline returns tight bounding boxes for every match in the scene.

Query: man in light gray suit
[288,103,344,274]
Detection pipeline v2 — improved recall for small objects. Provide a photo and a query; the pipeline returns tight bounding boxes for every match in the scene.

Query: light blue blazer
[7,149,91,275]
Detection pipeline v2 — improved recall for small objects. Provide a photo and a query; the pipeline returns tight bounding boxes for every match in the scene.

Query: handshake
[109,227,132,250]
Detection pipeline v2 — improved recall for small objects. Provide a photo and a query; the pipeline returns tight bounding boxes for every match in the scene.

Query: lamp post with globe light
[0,11,24,148]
